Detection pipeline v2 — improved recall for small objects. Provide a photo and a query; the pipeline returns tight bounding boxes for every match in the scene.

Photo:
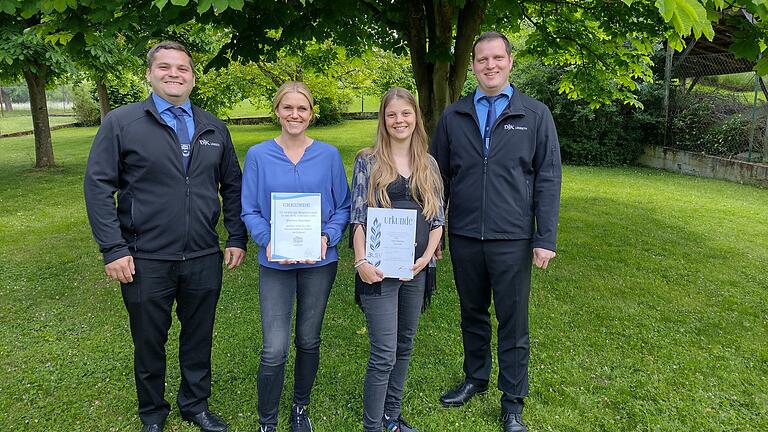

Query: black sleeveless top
[386,175,430,260]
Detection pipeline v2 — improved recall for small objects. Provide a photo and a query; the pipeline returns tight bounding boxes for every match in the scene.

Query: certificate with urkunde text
[366,207,417,279]
[270,192,322,261]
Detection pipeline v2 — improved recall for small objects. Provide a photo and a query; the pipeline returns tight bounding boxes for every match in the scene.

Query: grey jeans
[360,271,425,431]
[257,262,337,428]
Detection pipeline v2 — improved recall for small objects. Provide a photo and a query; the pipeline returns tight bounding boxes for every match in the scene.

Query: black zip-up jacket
[430,87,562,251]
[84,96,248,264]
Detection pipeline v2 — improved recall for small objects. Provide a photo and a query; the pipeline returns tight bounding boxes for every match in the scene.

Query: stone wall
[637,145,768,188]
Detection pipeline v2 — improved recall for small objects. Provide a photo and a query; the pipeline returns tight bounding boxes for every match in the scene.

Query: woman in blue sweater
[241,81,351,432]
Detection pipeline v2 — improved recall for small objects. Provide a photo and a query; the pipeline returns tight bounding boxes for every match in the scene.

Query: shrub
[702,115,752,157]
[510,59,662,166]
[105,73,147,109]
[304,72,354,126]
[670,90,756,157]
[192,62,258,117]
[312,87,353,126]
[72,83,100,126]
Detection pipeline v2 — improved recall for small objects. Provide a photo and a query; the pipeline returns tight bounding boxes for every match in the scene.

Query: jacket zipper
[481,112,510,240]
[182,126,212,260]
[481,156,487,240]
[184,176,189,260]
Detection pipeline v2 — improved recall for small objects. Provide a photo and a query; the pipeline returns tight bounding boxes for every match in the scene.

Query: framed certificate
[366,207,417,279]
[270,192,322,261]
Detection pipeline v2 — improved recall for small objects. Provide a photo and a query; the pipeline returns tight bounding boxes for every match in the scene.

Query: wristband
[354,258,368,269]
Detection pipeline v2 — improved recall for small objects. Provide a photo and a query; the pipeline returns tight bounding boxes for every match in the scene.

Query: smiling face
[146,48,195,105]
[384,97,416,145]
[472,37,513,96]
[275,91,312,137]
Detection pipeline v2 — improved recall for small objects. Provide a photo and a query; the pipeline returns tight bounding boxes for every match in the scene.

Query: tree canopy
[157,0,768,131]
[2,0,767,139]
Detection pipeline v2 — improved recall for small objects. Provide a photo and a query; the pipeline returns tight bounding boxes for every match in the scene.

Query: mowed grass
[0,109,77,135]
[0,122,766,431]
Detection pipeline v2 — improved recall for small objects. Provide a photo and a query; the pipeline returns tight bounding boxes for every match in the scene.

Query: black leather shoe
[182,410,229,432]
[139,423,163,432]
[502,412,526,432]
[439,380,488,407]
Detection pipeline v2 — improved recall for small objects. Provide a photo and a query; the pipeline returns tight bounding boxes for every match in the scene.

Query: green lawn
[0,109,77,135]
[0,123,766,431]
[694,84,768,104]
[345,95,381,113]
[227,99,271,118]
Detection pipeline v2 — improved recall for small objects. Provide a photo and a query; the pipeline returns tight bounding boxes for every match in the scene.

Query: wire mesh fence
[667,52,767,164]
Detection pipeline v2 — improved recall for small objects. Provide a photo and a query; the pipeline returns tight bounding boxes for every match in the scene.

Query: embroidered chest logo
[198,139,221,147]
[504,124,528,131]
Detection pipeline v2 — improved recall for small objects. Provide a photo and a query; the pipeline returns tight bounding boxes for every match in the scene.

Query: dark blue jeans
[256,262,338,428]
[360,272,425,432]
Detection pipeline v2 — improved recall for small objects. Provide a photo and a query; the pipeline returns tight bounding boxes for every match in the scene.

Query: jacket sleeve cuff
[532,240,557,252]
[103,248,131,265]
[225,239,248,250]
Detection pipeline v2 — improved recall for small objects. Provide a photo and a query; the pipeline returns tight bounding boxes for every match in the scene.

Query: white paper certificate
[270,192,322,261]
[366,207,417,279]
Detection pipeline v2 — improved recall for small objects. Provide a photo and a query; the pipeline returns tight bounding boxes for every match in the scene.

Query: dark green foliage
[703,115,752,156]
[512,60,664,166]
[312,86,352,126]
[670,90,758,157]
[72,84,100,126]
[104,73,147,110]
[461,73,478,98]
[191,62,258,118]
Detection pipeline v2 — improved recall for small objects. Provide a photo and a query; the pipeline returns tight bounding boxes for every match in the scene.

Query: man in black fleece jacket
[84,41,246,432]
[431,32,562,432]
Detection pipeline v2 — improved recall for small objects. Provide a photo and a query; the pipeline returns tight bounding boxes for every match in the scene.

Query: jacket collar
[142,96,211,130]
[454,84,526,118]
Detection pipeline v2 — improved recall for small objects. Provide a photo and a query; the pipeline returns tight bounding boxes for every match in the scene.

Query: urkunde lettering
[384,215,414,225]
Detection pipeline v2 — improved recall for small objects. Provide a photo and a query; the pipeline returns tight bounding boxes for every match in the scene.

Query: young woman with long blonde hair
[350,87,444,432]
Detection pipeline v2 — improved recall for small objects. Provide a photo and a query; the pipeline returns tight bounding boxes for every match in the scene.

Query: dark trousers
[256,262,338,428]
[449,234,532,414]
[120,252,223,424]
[360,272,425,432]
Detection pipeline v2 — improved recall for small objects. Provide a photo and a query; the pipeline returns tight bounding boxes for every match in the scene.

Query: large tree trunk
[404,0,486,135]
[0,88,12,112]
[96,78,111,121]
[23,65,55,168]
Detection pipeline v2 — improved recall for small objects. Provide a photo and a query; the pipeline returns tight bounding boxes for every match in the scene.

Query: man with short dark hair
[84,41,247,432]
[431,31,562,432]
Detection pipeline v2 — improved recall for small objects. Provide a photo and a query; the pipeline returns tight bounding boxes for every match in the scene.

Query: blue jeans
[360,272,425,432]
[256,262,337,428]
